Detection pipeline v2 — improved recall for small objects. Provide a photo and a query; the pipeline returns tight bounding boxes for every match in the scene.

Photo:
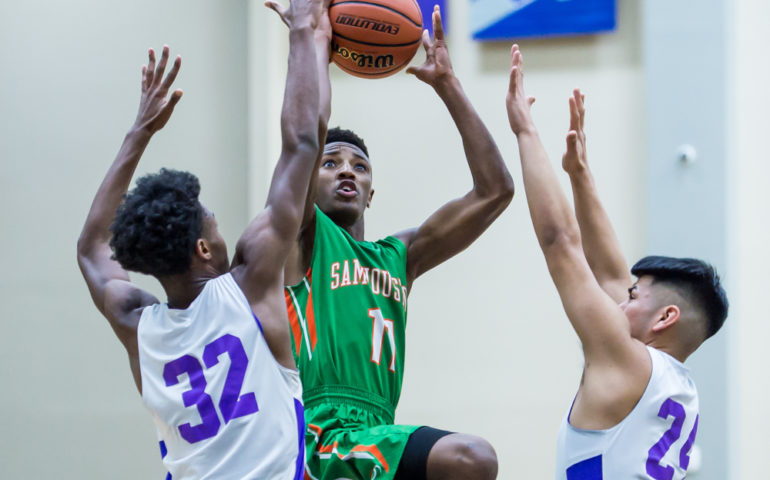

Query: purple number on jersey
[203,333,259,423]
[163,355,221,443]
[163,334,259,444]
[645,398,698,479]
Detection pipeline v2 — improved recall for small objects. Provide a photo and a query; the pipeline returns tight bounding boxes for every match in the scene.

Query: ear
[367,188,375,208]
[195,238,213,261]
[651,305,680,333]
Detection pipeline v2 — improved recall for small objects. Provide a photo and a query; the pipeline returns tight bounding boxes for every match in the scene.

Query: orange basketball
[329,0,423,79]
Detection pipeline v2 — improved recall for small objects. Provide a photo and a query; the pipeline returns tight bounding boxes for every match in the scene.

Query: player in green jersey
[282,6,514,480]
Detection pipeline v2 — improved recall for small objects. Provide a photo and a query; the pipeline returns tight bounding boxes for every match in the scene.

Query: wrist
[432,73,461,96]
[514,126,539,138]
[126,125,154,142]
[290,22,316,34]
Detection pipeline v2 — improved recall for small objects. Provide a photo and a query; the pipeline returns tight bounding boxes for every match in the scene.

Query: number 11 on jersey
[369,308,396,372]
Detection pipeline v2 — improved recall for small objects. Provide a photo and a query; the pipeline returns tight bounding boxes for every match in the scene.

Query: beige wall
[728,0,770,477]
[0,1,248,478]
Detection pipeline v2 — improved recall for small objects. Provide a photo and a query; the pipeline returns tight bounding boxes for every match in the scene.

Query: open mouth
[336,181,358,198]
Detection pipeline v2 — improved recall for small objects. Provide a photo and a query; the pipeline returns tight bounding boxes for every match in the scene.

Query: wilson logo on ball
[334,15,401,35]
[333,41,395,69]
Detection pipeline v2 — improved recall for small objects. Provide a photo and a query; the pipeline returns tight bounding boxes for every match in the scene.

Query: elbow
[478,174,515,216]
[539,227,581,254]
[76,233,92,261]
[283,131,320,160]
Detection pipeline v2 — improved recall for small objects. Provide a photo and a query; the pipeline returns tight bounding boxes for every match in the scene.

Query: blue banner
[470,0,615,41]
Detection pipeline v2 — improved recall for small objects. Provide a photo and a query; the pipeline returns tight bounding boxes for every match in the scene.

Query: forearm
[79,128,152,251]
[281,26,320,153]
[435,76,512,198]
[517,131,580,249]
[569,169,631,291]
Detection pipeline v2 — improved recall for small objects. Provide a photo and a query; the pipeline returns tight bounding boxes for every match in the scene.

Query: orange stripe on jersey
[350,444,390,472]
[308,423,323,438]
[318,441,338,454]
[285,290,302,355]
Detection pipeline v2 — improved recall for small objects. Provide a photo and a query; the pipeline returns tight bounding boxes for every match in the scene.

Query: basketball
[329,0,423,79]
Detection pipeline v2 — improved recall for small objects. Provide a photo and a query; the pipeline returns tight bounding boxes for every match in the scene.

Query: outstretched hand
[264,0,327,30]
[406,6,454,87]
[134,46,182,134]
[505,44,536,135]
[562,89,588,175]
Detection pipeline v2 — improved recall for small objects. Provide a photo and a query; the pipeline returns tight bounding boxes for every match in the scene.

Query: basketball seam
[330,1,423,28]
[333,31,422,48]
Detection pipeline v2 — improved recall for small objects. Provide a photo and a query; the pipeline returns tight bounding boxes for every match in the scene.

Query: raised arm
[396,6,514,285]
[269,4,333,286]
[76,46,182,386]
[231,0,323,307]
[562,90,631,303]
[506,46,648,414]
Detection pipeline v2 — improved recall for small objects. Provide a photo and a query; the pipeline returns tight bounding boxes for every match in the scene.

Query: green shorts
[303,385,420,480]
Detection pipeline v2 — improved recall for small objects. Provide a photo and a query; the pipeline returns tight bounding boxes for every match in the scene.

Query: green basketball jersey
[285,206,409,414]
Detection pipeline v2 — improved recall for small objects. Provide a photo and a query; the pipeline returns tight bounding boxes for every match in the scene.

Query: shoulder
[391,228,417,249]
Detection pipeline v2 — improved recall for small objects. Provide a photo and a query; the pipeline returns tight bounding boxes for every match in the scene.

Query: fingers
[432,5,444,41]
[575,89,586,130]
[510,43,520,68]
[265,1,290,27]
[145,48,156,90]
[153,45,170,87]
[168,89,184,108]
[566,130,578,154]
[141,65,148,91]
[508,66,519,95]
[420,29,431,52]
[507,45,522,94]
[160,55,182,92]
[568,95,579,131]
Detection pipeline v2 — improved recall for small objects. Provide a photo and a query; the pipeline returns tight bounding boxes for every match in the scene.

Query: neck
[647,338,691,363]
[158,268,220,310]
[344,218,365,241]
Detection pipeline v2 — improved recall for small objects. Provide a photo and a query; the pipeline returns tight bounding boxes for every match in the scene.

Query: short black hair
[110,168,203,276]
[631,256,728,340]
[326,126,369,158]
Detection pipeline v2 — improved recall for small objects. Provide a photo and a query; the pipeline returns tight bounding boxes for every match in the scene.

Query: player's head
[315,127,374,227]
[110,168,229,278]
[622,255,728,354]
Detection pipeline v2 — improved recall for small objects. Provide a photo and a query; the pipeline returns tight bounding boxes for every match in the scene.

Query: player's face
[315,144,374,227]
[201,207,229,274]
[619,276,659,342]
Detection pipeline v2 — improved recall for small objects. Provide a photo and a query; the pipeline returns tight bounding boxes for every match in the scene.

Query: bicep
[545,243,640,365]
[404,191,508,282]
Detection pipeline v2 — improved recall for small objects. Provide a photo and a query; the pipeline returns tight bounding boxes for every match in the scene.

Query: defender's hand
[562,89,588,175]
[134,46,182,134]
[505,44,536,136]
[406,6,454,87]
[265,0,326,30]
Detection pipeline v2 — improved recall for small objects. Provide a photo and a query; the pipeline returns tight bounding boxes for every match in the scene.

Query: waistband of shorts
[303,385,395,423]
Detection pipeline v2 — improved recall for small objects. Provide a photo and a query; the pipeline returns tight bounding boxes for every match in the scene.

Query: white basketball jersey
[555,346,699,479]
[137,273,304,480]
